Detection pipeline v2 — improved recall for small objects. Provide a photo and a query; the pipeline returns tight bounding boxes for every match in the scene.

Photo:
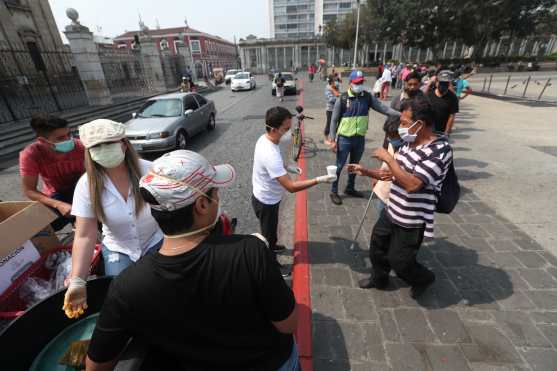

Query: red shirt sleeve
[19,145,40,177]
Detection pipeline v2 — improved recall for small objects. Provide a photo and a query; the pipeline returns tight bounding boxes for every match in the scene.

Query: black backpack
[436,160,460,213]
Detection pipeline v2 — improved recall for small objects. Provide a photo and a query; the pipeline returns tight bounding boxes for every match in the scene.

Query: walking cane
[349,190,375,251]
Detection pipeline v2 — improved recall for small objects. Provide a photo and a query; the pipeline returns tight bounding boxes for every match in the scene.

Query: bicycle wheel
[290,127,302,162]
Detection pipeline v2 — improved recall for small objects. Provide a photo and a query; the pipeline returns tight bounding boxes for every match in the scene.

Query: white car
[231,72,256,92]
[271,72,297,95]
[224,69,241,84]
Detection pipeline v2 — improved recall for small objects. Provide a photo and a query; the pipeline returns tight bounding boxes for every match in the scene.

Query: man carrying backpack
[351,96,453,299]
[328,70,400,205]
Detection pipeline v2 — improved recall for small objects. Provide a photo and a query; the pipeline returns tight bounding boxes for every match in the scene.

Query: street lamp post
[352,0,361,69]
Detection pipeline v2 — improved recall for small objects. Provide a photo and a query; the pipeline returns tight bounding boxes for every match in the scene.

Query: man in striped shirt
[354,96,453,299]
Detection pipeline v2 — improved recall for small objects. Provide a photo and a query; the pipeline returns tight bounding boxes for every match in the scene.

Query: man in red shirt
[19,114,85,230]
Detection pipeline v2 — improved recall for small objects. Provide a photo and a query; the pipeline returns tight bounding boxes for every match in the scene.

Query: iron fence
[469,72,555,103]
[0,41,88,124]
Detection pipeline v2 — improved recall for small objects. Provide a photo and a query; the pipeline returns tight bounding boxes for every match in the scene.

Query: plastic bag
[54,253,72,290]
[19,277,54,307]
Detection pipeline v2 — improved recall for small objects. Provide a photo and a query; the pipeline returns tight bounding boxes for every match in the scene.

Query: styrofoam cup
[327,165,337,177]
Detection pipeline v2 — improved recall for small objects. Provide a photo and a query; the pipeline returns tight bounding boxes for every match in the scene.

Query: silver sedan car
[125,92,216,153]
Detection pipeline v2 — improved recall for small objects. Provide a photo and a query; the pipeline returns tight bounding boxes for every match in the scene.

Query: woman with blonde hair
[63,119,162,318]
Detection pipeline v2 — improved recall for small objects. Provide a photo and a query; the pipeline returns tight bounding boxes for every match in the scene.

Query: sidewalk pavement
[298,80,557,370]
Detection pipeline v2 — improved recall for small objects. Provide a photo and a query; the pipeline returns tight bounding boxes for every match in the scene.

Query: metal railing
[474,73,554,102]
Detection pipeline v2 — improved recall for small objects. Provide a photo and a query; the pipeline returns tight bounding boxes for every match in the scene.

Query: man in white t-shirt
[252,106,336,263]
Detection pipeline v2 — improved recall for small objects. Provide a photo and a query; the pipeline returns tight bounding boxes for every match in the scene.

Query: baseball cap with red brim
[139,150,236,212]
[349,70,365,84]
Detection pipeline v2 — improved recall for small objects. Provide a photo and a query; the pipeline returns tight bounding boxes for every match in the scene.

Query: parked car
[125,92,216,153]
[271,72,297,95]
[224,69,241,84]
[230,72,256,92]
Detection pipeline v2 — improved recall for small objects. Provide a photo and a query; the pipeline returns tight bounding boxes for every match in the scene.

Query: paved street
[2,73,557,370]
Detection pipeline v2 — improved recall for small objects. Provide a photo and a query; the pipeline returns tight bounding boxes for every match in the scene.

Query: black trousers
[324,110,333,136]
[251,195,280,248]
[369,210,434,286]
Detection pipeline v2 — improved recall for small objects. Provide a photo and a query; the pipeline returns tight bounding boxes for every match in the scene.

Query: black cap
[437,70,453,82]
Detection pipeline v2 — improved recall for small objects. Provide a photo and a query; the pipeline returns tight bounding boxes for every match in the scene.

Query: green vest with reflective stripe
[337,89,371,137]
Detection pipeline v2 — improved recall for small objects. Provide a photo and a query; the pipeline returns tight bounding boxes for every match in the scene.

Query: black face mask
[407,89,419,97]
[438,84,449,94]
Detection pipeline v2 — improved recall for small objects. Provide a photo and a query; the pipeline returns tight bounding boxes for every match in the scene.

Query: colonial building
[114,26,239,78]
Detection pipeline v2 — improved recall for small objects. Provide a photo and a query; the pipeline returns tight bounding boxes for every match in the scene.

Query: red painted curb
[291,79,313,371]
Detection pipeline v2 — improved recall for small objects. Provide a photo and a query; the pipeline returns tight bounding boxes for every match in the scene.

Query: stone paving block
[467,202,494,215]
[514,238,544,251]
[308,242,335,264]
[490,253,524,269]
[373,284,403,309]
[386,343,427,371]
[457,309,495,323]
[313,359,351,371]
[362,323,386,363]
[394,308,436,343]
[434,279,465,308]
[520,348,557,371]
[468,363,526,371]
[513,252,547,268]
[312,285,345,320]
[504,270,530,290]
[313,320,332,359]
[378,309,401,342]
[460,324,522,364]
[461,214,496,224]
[461,289,500,310]
[436,250,478,267]
[321,267,353,287]
[453,202,479,216]
[460,223,492,238]
[526,291,557,310]
[486,288,536,311]
[548,267,557,281]
[459,237,496,254]
[352,362,391,371]
[436,223,468,237]
[341,287,377,322]
[479,223,515,238]
[493,311,551,347]
[427,309,472,344]
[311,267,327,285]
[538,324,557,348]
[337,321,368,362]
[518,269,557,289]
[489,240,521,253]
[530,311,557,324]
[539,252,557,267]
[425,344,472,371]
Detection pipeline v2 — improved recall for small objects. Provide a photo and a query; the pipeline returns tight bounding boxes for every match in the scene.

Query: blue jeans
[102,239,163,276]
[277,341,300,371]
[331,135,366,194]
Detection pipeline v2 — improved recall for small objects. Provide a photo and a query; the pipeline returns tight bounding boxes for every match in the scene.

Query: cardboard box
[0,201,60,260]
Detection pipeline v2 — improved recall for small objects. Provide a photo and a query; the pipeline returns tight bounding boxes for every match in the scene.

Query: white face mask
[350,84,364,94]
[165,200,221,239]
[398,120,423,143]
[89,143,125,168]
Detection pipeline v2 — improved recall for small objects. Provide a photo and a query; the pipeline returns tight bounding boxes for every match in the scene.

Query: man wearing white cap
[85,150,300,371]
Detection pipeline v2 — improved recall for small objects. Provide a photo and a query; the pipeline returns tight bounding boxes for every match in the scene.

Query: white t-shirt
[381,68,392,82]
[71,159,163,262]
[252,134,287,205]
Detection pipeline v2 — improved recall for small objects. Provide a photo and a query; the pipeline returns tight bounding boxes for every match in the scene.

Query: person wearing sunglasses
[20,114,85,231]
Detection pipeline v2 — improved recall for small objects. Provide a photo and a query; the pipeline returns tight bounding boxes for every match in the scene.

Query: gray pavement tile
[548,267,557,281]
[362,323,386,363]
[312,285,346,320]
[436,223,468,237]
[386,343,428,371]
[457,309,495,323]
[493,311,551,347]
[311,267,327,286]
[433,279,465,308]
[513,252,547,268]
[436,213,456,224]
[436,250,478,267]
[460,223,492,238]
[459,237,496,254]
[514,238,544,251]
[450,213,467,224]
[518,269,557,289]
[460,289,500,310]
[489,240,521,253]
[539,252,557,267]
[467,202,495,216]
[520,348,557,371]
[394,308,437,343]
[341,287,378,321]
[446,269,478,290]
[313,320,332,359]
[505,270,530,290]
[372,285,403,309]
[487,289,537,311]
[491,253,525,269]
[321,266,353,287]
[453,202,479,216]
[425,344,472,371]
[427,309,472,344]
[460,214,497,224]
[460,324,522,364]
[530,311,557,324]
[308,242,336,264]
[337,322,368,362]
[468,364,530,371]
[313,359,350,371]
[537,324,557,348]
[478,223,516,239]
[378,309,401,342]
[525,291,557,310]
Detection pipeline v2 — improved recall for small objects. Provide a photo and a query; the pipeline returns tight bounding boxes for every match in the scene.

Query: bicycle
[289,105,313,162]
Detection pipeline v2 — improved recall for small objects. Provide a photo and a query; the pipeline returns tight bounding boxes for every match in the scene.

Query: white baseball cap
[139,150,236,211]
[79,119,126,149]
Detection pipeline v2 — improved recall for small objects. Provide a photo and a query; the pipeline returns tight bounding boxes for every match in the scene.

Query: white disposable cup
[327,165,337,177]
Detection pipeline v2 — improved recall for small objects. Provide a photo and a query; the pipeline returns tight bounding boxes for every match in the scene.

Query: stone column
[63,9,112,106]
[140,37,167,93]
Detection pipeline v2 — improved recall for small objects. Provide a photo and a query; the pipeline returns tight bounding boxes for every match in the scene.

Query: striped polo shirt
[387,136,452,237]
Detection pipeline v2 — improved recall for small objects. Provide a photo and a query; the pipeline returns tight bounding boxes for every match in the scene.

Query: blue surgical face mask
[52,138,75,153]
[389,138,403,148]
[350,84,364,94]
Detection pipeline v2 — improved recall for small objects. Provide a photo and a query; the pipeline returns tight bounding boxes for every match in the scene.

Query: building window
[190,40,201,53]
[339,2,352,9]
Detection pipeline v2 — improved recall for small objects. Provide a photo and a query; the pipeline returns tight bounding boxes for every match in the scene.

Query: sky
[48,0,269,43]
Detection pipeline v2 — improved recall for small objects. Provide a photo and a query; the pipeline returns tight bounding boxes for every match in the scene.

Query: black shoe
[344,189,364,198]
[330,192,342,205]
[410,277,436,299]
[358,277,388,290]
[271,244,286,252]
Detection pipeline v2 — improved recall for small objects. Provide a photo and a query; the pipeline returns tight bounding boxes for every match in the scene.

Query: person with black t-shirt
[426,70,459,135]
[85,150,300,371]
